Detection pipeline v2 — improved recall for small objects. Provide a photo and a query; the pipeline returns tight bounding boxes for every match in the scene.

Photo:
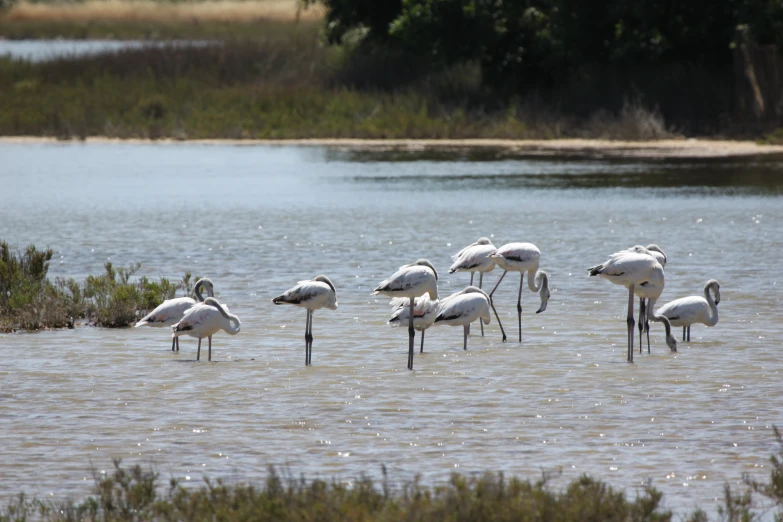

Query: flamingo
[388,295,438,353]
[373,259,439,370]
[656,279,720,342]
[486,243,550,343]
[171,297,241,361]
[625,244,668,351]
[449,237,496,336]
[433,286,491,351]
[272,275,338,366]
[134,278,214,352]
[588,250,676,362]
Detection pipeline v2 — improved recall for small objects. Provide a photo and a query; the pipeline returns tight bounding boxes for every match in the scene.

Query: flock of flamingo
[135,239,721,369]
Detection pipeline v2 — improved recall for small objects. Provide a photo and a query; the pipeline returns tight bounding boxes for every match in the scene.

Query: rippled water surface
[1,142,782,516]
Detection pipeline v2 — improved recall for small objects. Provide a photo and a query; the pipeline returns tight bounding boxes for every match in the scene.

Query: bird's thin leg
[176,336,180,352]
[638,298,645,353]
[488,270,508,342]
[687,326,691,342]
[408,298,415,370]
[682,326,686,341]
[171,336,176,352]
[627,285,635,363]
[463,324,469,351]
[517,273,524,343]
[304,309,311,366]
[420,328,425,354]
[470,272,474,286]
[645,311,651,354]
[479,272,485,337]
[197,338,201,361]
[308,310,314,366]
[208,335,212,362]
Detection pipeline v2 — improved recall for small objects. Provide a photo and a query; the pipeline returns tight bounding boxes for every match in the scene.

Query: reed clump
[4,427,783,522]
[0,240,188,331]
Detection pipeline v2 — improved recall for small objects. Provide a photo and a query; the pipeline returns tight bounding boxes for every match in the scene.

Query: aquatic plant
[3,426,783,522]
[0,240,188,331]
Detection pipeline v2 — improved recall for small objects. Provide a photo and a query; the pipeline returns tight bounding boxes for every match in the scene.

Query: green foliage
[84,262,178,327]
[0,240,184,331]
[4,428,783,522]
[311,0,783,90]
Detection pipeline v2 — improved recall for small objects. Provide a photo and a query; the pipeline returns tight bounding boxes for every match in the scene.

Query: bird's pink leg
[208,336,212,362]
[420,328,425,353]
[638,298,645,353]
[197,338,201,361]
[307,310,314,365]
[463,324,469,351]
[628,288,634,362]
[176,336,180,352]
[171,337,176,352]
[470,272,474,286]
[304,309,312,366]
[488,271,508,342]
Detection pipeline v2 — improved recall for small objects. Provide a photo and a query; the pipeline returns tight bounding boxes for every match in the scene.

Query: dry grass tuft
[4,0,324,24]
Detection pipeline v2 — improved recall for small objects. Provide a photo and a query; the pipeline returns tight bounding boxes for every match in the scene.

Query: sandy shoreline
[3,137,783,159]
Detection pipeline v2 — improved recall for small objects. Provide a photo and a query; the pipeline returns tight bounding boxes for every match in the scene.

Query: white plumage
[449,237,496,336]
[657,279,720,342]
[135,278,214,352]
[434,286,491,351]
[486,242,550,343]
[388,295,439,353]
[374,259,439,370]
[172,297,241,361]
[624,244,668,352]
[272,275,338,366]
[588,250,676,361]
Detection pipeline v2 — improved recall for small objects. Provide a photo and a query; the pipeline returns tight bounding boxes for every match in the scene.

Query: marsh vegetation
[3,426,783,521]
[0,240,192,331]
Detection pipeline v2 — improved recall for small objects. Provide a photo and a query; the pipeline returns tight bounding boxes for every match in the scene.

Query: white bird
[171,297,241,361]
[134,278,214,352]
[656,279,720,342]
[625,244,668,352]
[449,237,496,336]
[373,259,439,370]
[588,250,676,362]
[272,275,338,366]
[388,295,439,353]
[433,286,491,351]
[486,242,550,343]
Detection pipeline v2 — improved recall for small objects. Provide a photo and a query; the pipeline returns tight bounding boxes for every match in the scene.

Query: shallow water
[1,142,782,516]
[0,39,211,62]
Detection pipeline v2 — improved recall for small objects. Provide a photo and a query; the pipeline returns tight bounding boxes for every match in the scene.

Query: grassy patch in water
[4,428,783,522]
[0,240,190,331]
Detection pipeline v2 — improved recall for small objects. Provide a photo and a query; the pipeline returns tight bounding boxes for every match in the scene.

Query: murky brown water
[1,142,781,516]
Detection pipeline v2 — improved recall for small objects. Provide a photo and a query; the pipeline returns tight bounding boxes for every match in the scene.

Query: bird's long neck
[206,298,240,332]
[647,298,677,350]
[194,280,213,302]
[703,284,719,326]
[527,270,547,293]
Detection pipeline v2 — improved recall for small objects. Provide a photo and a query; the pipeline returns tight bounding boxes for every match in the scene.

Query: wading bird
[588,250,676,362]
[656,279,720,342]
[486,242,550,343]
[626,244,668,352]
[433,286,491,351]
[172,297,241,361]
[388,295,438,353]
[449,237,496,336]
[373,259,439,370]
[272,275,338,366]
[134,278,214,352]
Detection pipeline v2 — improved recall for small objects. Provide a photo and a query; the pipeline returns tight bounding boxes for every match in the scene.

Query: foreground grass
[0,240,192,331]
[4,426,783,522]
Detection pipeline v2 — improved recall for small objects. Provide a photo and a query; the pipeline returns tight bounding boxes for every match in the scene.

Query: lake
[0,39,213,62]
[0,141,781,517]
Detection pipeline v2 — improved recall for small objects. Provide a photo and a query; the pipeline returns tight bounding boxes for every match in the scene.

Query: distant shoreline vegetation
[1,0,783,142]
[2,426,783,521]
[0,240,194,331]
